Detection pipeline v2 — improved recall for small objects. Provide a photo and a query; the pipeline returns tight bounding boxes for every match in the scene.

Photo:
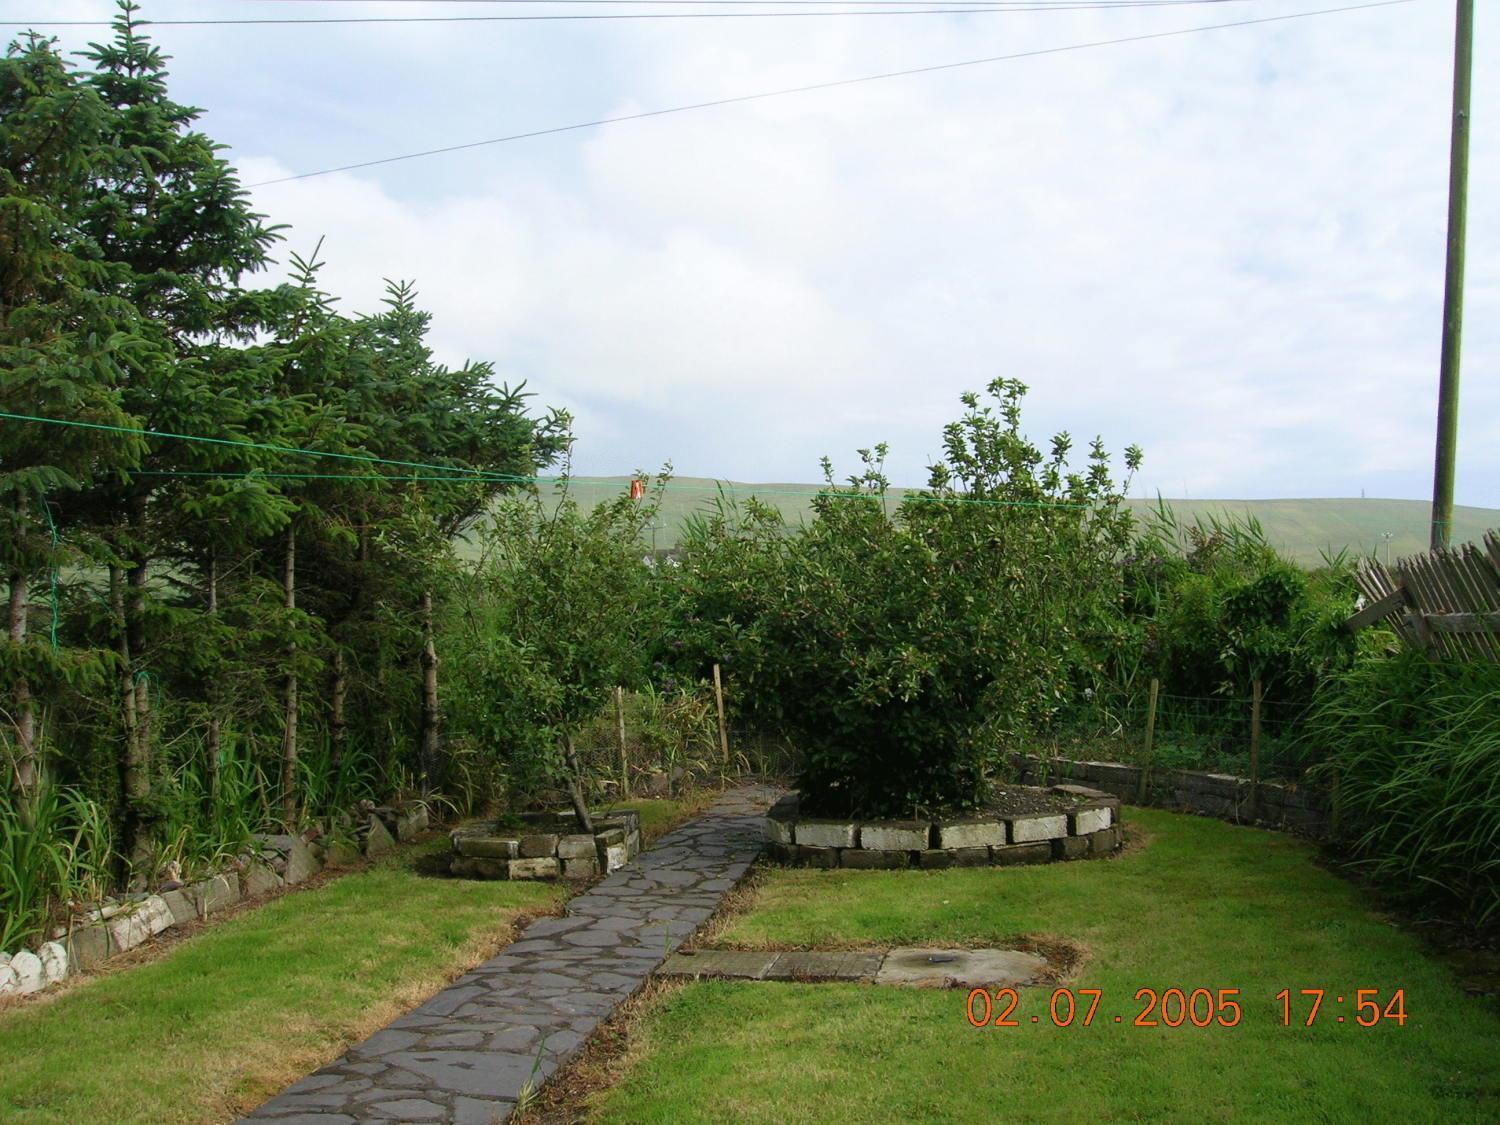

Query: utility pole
[1430,0,1474,551]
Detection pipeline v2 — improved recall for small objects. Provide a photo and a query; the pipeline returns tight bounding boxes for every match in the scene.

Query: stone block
[795,820,856,849]
[519,833,560,858]
[0,962,16,997]
[396,804,430,841]
[764,816,794,845]
[597,828,626,847]
[1069,806,1112,835]
[64,921,112,972]
[792,845,839,869]
[556,834,597,860]
[562,856,600,879]
[323,838,362,867]
[918,849,956,869]
[454,834,518,860]
[990,842,1052,867]
[508,857,560,880]
[450,856,509,879]
[858,821,930,851]
[282,837,322,885]
[951,846,992,867]
[38,941,68,984]
[840,848,910,870]
[162,888,197,926]
[937,819,1006,850]
[364,816,397,857]
[604,843,629,871]
[10,950,45,994]
[764,841,794,865]
[189,873,240,916]
[241,863,284,898]
[1052,783,1110,801]
[1053,835,1090,861]
[1087,827,1119,855]
[1010,814,1067,843]
[625,830,641,856]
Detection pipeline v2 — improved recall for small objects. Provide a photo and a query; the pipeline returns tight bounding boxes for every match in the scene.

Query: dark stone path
[240,784,781,1124]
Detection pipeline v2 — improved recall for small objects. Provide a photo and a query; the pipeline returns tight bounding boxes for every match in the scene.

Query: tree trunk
[561,730,594,835]
[418,589,440,793]
[205,549,221,798]
[330,647,346,790]
[112,564,146,866]
[7,568,36,796]
[279,524,298,827]
[127,551,151,780]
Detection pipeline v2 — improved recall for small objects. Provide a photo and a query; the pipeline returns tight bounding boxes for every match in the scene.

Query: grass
[588,808,1500,1123]
[0,793,711,1125]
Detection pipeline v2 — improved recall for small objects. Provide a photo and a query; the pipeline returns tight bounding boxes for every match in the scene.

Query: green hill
[515,477,1498,566]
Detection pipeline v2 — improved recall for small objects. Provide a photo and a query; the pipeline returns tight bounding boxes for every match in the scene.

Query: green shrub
[447,470,667,811]
[671,380,1139,818]
[1308,645,1500,925]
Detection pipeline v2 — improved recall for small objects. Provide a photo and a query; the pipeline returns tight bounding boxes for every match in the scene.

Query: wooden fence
[1346,529,1500,661]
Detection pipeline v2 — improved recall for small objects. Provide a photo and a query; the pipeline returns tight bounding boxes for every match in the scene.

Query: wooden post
[712,663,730,770]
[615,686,630,798]
[1430,0,1474,550]
[1249,679,1262,822]
[1135,678,1159,804]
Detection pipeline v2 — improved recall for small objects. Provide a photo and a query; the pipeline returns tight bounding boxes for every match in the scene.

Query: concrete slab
[659,950,779,980]
[875,947,1050,989]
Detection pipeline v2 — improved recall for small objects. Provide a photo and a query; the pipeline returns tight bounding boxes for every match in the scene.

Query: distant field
[478,477,1498,566]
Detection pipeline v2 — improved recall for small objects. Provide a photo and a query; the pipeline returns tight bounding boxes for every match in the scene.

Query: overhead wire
[243,0,1415,186]
[0,1,1280,26]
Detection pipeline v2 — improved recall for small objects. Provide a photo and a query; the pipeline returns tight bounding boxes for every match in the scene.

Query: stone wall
[448,810,642,880]
[1004,753,1330,836]
[764,787,1123,870]
[0,799,431,1000]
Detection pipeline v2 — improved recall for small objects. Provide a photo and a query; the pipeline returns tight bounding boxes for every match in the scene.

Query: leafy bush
[670,380,1139,818]
[447,470,667,812]
[1307,646,1500,926]
[1120,507,1359,713]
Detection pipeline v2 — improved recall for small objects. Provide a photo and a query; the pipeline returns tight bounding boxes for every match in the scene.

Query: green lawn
[0,796,705,1125]
[590,809,1500,1123]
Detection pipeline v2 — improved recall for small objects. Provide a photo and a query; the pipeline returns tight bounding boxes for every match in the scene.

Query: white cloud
[42,0,1495,503]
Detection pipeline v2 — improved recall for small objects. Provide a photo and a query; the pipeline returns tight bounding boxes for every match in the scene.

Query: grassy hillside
[498,477,1497,566]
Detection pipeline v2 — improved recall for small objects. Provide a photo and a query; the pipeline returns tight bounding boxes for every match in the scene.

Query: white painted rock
[38,941,69,984]
[0,963,17,996]
[10,950,45,994]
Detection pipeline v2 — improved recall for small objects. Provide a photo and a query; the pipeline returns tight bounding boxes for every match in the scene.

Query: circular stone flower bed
[764,785,1122,869]
[447,808,642,880]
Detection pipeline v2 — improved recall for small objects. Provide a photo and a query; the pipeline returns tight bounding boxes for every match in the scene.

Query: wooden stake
[1249,678,1262,821]
[1136,678,1159,804]
[713,663,730,768]
[615,685,630,798]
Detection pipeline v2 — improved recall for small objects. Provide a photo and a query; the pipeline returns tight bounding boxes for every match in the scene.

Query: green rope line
[0,409,518,482]
[2,411,1091,510]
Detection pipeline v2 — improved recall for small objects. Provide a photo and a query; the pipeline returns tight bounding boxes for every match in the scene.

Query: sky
[12,0,1499,504]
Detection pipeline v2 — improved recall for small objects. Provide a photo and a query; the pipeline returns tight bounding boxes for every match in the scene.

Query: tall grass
[0,772,114,950]
[1307,648,1500,925]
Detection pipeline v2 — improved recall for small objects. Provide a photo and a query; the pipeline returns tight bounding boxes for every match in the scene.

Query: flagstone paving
[240,783,782,1125]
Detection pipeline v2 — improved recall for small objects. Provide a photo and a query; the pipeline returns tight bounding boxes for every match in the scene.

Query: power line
[0,0,1266,27]
[246,0,1413,186]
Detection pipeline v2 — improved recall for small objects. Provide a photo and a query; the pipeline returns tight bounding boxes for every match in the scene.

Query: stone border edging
[0,799,432,1000]
[1005,753,1330,835]
[763,786,1123,870]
